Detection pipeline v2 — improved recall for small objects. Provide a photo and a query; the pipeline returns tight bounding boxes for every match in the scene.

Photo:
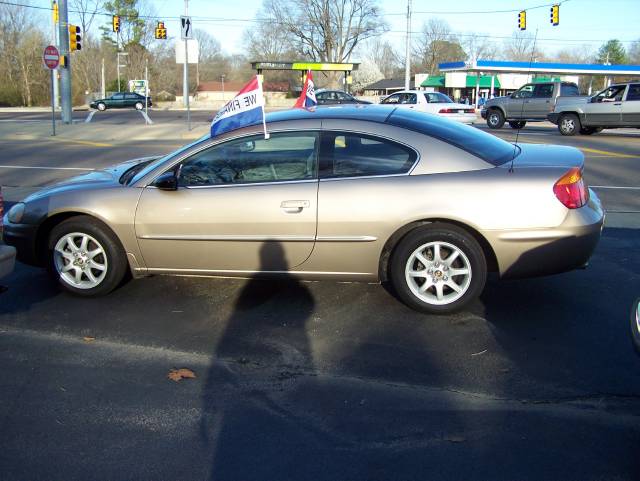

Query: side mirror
[153,171,178,191]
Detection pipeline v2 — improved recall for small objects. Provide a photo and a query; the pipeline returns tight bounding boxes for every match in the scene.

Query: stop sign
[43,45,60,70]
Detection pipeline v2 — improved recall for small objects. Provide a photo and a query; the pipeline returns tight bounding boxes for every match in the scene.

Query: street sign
[43,45,60,69]
[180,16,192,39]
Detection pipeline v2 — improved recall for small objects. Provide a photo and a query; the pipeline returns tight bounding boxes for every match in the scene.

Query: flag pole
[257,74,269,139]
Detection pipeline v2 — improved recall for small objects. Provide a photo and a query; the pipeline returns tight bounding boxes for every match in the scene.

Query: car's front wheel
[48,216,128,296]
[135,102,144,110]
[558,113,580,136]
[486,109,505,129]
[390,224,487,314]
[97,102,106,111]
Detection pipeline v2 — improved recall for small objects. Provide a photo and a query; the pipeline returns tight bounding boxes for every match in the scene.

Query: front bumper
[547,113,560,125]
[3,221,40,267]
[0,243,16,279]
[487,189,605,279]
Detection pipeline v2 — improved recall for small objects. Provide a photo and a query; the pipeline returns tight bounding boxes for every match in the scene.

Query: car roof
[315,89,349,94]
[266,105,394,124]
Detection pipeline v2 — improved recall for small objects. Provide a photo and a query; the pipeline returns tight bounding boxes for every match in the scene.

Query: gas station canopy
[439,59,640,77]
[251,61,359,72]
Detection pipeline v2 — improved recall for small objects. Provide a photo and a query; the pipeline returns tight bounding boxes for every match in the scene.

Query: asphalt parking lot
[0,111,639,481]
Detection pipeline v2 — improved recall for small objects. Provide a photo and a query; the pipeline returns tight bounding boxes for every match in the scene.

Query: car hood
[23,156,160,202]
[508,144,584,170]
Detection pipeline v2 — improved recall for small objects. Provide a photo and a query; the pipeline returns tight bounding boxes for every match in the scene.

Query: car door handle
[280,200,310,213]
[614,102,622,105]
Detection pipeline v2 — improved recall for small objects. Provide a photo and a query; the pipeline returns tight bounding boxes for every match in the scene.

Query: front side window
[320,132,416,179]
[178,132,318,187]
[381,93,401,104]
[534,84,554,98]
[400,93,417,104]
[513,84,534,99]
[627,84,640,101]
[594,85,627,102]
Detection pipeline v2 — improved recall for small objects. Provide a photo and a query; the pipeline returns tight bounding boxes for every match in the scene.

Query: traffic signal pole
[58,0,72,124]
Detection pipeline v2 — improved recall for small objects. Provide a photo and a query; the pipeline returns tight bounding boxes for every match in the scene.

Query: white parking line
[591,185,640,190]
[0,165,95,171]
[85,111,96,123]
[139,110,153,125]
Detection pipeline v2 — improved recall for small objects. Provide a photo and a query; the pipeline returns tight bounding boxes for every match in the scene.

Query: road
[0,113,639,481]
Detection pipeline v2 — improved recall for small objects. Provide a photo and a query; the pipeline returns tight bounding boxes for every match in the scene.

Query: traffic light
[550,4,560,26]
[112,15,120,33]
[52,0,58,23]
[68,24,81,51]
[155,21,167,39]
[518,10,526,31]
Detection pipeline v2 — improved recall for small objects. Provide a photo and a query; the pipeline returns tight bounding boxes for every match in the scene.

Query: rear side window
[626,84,640,101]
[387,109,517,166]
[320,132,416,179]
[561,84,579,96]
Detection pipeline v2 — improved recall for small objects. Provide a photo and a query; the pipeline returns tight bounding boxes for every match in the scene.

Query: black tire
[97,102,106,111]
[631,298,640,355]
[558,113,580,136]
[579,127,595,135]
[509,121,526,129]
[389,223,487,314]
[486,109,505,129]
[47,215,128,297]
[135,102,143,110]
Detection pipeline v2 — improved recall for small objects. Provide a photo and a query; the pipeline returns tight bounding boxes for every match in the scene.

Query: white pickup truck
[548,82,640,135]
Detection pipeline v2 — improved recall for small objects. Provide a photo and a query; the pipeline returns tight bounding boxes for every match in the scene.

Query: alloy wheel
[405,241,472,306]
[53,232,108,289]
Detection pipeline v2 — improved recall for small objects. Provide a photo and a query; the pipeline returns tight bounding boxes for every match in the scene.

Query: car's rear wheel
[509,121,526,129]
[390,224,487,314]
[97,102,106,111]
[135,102,143,110]
[486,109,505,129]
[558,113,580,136]
[48,216,128,297]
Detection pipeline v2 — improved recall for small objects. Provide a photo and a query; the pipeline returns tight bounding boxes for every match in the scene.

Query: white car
[380,90,477,124]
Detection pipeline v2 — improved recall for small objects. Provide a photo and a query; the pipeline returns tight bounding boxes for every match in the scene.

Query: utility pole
[58,0,72,124]
[404,0,412,91]
[51,0,59,110]
[183,0,191,130]
[101,58,105,98]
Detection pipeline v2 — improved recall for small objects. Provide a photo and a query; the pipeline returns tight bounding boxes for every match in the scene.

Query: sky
[35,0,640,60]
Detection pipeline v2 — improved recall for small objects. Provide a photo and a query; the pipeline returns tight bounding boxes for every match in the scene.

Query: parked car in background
[0,187,16,279]
[315,89,371,105]
[90,92,152,111]
[3,106,604,314]
[482,81,580,129]
[548,82,640,135]
[380,91,476,124]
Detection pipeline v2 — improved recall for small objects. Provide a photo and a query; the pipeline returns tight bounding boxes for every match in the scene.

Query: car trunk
[506,144,584,170]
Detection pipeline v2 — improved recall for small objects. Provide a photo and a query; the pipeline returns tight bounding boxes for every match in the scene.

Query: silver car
[3,106,604,313]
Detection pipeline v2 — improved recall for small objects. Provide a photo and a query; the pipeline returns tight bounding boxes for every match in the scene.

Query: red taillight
[553,167,589,209]
[439,108,474,114]
[439,108,454,113]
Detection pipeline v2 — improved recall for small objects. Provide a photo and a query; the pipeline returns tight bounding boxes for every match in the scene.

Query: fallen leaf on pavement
[444,435,466,443]
[83,336,95,342]
[168,368,196,382]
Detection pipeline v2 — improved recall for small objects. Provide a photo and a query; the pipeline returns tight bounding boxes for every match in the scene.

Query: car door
[507,84,534,118]
[110,93,125,108]
[304,127,418,276]
[585,85,626,126]
[621,84,640,125]
[528,83,555,117]
[125,93,140,107]
[134,131,319,273]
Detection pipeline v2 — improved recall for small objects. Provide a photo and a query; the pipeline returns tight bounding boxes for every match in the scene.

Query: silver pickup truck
[548,82,640,135]
[481,81,580,129]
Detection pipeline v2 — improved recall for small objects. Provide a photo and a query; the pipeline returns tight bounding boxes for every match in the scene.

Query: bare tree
[413,19,466,75]
[358,38,399,78]
[260,0,387,64]
[69,0,100,37]
[630,39,640,64]
[462,33,497,63]
[501,31,543,62]
[243,17,297,61]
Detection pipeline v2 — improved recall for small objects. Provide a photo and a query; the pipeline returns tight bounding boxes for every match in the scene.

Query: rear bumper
[547,113,560,125]
[0,244,16,279]
[441,113,477,124]
[487,190,605,279]
[3,221,40,267]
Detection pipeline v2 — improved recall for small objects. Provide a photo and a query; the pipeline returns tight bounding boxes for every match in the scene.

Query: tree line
[0,0,638,107]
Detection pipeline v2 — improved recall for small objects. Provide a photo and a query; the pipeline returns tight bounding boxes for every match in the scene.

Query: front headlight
[7,203,25,224]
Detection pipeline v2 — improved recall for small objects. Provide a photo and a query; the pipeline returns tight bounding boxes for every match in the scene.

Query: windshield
[424,92,454,103]
[387,109,518,166]
[128,135,209,185]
